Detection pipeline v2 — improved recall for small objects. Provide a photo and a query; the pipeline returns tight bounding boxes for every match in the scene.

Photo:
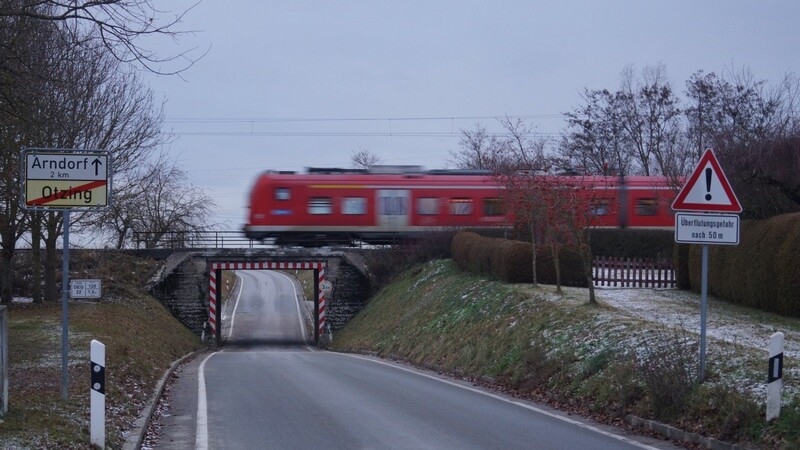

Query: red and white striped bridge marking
[208,261,328,340]
[317,266,327,338]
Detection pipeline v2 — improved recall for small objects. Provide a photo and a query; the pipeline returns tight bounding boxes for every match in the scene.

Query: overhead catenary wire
[164,114,563,123]
[163,114,567,138]
[168,131,563,138]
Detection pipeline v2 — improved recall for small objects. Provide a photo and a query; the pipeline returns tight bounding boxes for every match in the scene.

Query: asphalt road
[148,270,682,450]
[222,270,310,346]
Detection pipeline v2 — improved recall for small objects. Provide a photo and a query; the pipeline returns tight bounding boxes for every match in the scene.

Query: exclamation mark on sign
[704,168,712,201]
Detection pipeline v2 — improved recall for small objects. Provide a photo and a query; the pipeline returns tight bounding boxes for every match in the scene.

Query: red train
[244,167,678,245]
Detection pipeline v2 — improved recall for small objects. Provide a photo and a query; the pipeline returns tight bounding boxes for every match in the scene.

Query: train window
[448,198,473,215]
[417,197,439,215]
[308,197,332,215]
[380,197,408,215]
[342,197,367,215]
[482,198,504,216]
[590,199,610,216]
[635,198,658,216]
[275,188,291,201]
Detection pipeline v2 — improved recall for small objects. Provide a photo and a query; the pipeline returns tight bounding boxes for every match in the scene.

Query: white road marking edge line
[226,272,245,339]
[195,351,219,450]
[341,353,661,450]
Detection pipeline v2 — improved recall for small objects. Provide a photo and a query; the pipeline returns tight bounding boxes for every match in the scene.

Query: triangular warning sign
[672,149,742,213]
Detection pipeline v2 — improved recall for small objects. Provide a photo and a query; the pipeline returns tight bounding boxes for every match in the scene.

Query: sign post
[61,210,70,399]
[672,149,742,381]
[20,148,112,400]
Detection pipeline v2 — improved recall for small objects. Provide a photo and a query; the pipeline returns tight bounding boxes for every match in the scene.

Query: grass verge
[0,254,201,449]
[331,259,800,450]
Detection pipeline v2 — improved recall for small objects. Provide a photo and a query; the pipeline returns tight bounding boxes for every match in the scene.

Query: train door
[377,190,410,230]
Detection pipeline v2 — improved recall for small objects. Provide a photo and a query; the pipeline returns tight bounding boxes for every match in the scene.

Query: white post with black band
[91,340,106,448]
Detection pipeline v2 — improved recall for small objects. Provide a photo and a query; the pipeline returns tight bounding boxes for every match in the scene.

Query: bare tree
[0,144,28,304]
[452,116,550,174]
[124,156,215,248]
[561,64,688,179]
[450,123,503,170]
[0,13,168,302]
[0,11,62,303]
[0,0,202,74]
[617,64,685,177]
[685,67,800,218]
[350,148,382,170]
[561,89,632,176]
[94,152,215,248]
[685,70,723,159]
[496,115,549,172]
[453,117,555,285]
[44,36,165,299]
[546,177,604,304]
[502,173,603,303]
[96,170,144,249]
[497,173,549,286]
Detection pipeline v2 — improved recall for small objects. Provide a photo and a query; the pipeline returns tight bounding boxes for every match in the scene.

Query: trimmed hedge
[673,243,692,290]
[682,212,800,318]
[589,228,674,259]
[513,227,674,259]
[451,231,588,286]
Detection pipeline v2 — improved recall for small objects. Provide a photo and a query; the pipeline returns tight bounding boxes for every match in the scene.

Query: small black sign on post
[768,353,784,383]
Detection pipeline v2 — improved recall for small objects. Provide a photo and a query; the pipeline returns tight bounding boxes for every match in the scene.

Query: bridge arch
[145,249,371,342]
[208,260,329,344]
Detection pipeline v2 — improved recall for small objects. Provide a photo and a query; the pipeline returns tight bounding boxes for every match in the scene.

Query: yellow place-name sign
[25,180,109,207]
[21,149,112,210]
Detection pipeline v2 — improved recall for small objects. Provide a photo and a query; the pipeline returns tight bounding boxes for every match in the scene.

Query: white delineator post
[767,332,784,421]
[91,340,106,448]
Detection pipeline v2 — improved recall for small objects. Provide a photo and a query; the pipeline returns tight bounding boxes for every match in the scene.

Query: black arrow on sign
[92,158,102,177]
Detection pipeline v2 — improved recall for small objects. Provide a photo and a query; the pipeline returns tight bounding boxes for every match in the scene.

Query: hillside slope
[0,253,201,449]
[331,259,800,449]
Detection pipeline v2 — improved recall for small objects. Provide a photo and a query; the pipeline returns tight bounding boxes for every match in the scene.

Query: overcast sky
[142,0,800,229]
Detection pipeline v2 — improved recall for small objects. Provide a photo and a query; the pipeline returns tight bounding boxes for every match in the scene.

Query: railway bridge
[141,241,373,346]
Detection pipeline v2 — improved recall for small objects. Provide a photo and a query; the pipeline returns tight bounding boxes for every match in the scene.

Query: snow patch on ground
[595,287,800,359]
[586,286,800,401]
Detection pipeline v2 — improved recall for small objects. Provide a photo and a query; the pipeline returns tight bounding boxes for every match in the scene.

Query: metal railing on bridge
[131,231,378,249]
[132,231,270,249]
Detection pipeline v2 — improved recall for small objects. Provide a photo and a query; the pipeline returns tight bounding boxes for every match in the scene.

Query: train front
[243,172,285,241]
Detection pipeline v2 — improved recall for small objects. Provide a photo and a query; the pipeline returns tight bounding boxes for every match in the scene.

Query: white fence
[593,256,676,288]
